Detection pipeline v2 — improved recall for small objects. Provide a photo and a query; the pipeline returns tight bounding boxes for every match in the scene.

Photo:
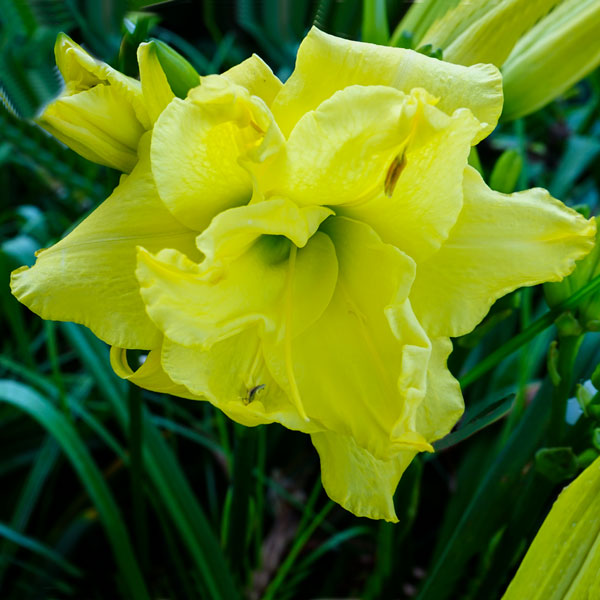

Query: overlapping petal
[311,337,462,522]
[264,217,432,461]
[223,54,283,107]
[151,75,284,232]
[337,98,480,262]
[110,345,199,400]
[410,166,597,338]
[10,134,200,349]
[311,431,417,522]
[161,330,320,432]
[253,85,423,206]
[136,199,336,349]
[271,26,503,142]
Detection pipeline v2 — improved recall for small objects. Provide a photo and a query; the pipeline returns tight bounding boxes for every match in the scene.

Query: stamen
[384,151,407,198]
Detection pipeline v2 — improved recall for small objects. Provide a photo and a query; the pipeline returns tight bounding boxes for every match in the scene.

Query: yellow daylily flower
[502,457,600,599]
[11,28,596,521]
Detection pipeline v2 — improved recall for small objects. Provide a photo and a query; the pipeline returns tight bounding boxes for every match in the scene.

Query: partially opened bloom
[11,28,595,520]
[38,34,199,172]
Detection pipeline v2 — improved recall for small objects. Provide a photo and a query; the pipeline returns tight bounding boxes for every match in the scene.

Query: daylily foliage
[11,29,596,520]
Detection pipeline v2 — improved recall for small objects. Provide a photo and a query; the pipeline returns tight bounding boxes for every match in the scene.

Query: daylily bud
[38,33,150,172]
[502,0,600,120]
[419,0,561,67]
[394,0,600,120]
[149,39,200,99]
[502,457,600,599]
[544,217,600,331]
[489,149,522,194]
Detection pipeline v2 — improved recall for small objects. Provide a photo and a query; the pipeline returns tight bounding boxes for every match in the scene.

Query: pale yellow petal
[337,100,480,263]
[195,198,332,266]
[417,337,464,443]
[255,86,431,207]
[271,27,502,142]
[410,166,596,338]
[161,330,319,432]
[151,75,283,231]
[10,134,200,349]
[264,217,432,461]
[136,228,338,349]
[110,345,199,400]
[223,54,283,107]
[311,430,416,522]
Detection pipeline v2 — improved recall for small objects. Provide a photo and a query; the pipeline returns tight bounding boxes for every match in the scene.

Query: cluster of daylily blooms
[11,28,595,520]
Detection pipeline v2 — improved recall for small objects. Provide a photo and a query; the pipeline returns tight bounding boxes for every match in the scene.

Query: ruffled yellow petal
[310,338,462,523]
[271,26,503,142]
[137,42,175,125]
[254,85,431,207]
[417,337,464,443]
[10,134,200,349]
[110,345,198,400]
[311,431,416,522]
[151,75,284,231]
[264,217,432,461]
[337,99,480,263]
[195,198,332,266]
[136,231,337,348]
[410,166,597,338]
[136,199,336,347]
[161,330,320,432]
[223,54,283,107]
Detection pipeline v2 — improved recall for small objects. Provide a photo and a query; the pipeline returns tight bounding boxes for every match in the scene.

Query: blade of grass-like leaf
[416,382,551,600]
[151,415,224,455]
[262,501,334,600]
[0,436,60,588]
[0,521,82,579]
[61,323,241,600]
[433,395,515,451]
[550,135,600,199]
[0,380,150,600]
[460,272,600,388]
[280,526,371,596]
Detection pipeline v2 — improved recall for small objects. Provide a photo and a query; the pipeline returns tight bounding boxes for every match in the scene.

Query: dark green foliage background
[1,1,600,598]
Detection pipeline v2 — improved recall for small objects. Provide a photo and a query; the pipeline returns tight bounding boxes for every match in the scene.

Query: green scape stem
[548,334,583,444]
[459,273,600,389]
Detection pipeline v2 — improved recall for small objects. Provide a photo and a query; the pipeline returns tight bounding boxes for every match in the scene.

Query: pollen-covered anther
[384,151,407,198]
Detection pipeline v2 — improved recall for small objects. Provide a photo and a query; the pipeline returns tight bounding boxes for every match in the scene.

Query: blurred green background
[1,1,600,598]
